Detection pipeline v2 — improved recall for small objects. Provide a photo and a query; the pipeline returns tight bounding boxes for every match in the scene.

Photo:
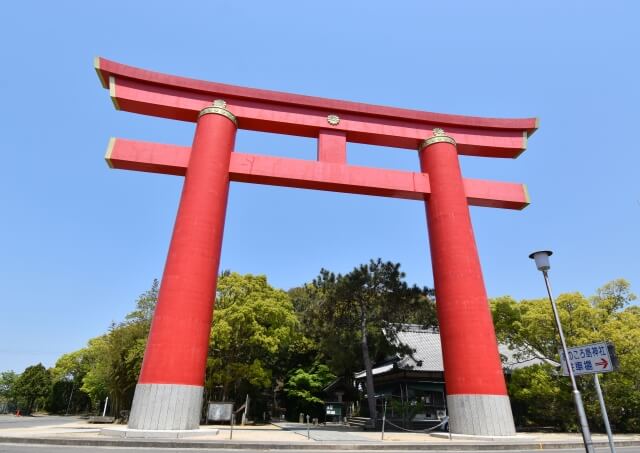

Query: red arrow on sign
[595,358,609,368]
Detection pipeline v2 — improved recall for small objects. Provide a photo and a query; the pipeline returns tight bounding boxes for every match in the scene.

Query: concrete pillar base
[128,383,203,430]
[447,394,515,436]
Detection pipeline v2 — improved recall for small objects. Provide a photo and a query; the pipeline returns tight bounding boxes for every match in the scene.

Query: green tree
[586,282,640,432]
[0,371,18,411]
[78,338,110,410]
[507,363,572,429]
[79,320,151,415]
[299,259,436,422]
[592,278,637,316]
[47,349,92,414]
[492,279,640,432]
[13,363,51,413]
[53,280,159,416]
[125,278,159,326]
[206,272,301,416]
[284,363,335,418]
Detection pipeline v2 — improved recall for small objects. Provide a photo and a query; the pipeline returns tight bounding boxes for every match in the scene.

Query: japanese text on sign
[559,341,618,377]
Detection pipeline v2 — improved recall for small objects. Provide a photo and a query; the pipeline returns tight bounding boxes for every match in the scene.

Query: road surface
[0,415,80,430]
[0,446,638,453]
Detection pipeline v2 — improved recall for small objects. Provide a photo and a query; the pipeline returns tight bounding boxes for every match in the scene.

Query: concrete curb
[1,436,640,450]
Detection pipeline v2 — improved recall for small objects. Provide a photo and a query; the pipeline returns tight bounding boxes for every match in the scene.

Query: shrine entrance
[95,57,537,435]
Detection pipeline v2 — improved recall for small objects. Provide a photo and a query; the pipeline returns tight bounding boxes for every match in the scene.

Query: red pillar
[128,100,237,430]
[419,129,515,436]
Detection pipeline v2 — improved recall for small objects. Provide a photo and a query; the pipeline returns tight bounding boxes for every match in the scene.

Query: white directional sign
[559,341,618,376]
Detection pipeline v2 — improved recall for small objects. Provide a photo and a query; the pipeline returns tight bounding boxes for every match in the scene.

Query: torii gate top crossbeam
[95,58,537,158]
[96,58,535,210]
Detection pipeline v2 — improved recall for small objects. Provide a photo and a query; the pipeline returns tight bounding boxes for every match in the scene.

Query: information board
[207,402,233,422]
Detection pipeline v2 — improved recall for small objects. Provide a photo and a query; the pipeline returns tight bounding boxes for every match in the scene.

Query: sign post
[594,374,616,453]
[530,251,595,453]
[559,341,619,453]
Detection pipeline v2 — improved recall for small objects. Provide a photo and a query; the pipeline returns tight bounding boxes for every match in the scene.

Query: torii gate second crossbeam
[95,57,537,436]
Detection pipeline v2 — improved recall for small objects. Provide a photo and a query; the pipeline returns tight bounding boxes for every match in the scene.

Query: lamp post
[529,251,595,453]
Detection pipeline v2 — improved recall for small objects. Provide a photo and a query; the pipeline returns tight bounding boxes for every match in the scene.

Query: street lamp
[529,251,595,453]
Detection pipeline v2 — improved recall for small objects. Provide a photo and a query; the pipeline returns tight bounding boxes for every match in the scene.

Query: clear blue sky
[1,1,638,373]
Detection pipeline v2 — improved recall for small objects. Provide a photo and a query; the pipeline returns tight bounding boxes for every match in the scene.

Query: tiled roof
[394,326,444,372]
[355,324,554,377]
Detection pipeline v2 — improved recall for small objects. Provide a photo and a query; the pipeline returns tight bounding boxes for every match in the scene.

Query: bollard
[306,414,310,439]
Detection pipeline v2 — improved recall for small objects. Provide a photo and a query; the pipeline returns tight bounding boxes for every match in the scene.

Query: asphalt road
[0,415,81,429]
[0,446,638,453]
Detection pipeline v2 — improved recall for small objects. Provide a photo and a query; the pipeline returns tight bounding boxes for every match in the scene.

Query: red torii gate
[95,57,536,436]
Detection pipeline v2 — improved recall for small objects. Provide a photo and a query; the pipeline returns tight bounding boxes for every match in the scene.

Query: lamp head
[529,250,553,271]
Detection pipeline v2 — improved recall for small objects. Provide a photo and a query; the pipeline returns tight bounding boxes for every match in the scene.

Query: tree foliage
[285,363,335,417]
[291,259,436,421]
[0,371,18,411]
[13,363,51,413]
[206,273,301,411]
[0,371,17,399]
[47,349,92,414]
[47,280,159,415]
[492,279,640,431]
[5,265,638,433]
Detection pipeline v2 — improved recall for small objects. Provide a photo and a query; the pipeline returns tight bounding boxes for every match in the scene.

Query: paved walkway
[274,422,374,442]
[1,415,639,450]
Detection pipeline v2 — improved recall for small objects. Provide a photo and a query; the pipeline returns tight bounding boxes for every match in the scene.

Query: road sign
[559,341,619,376]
